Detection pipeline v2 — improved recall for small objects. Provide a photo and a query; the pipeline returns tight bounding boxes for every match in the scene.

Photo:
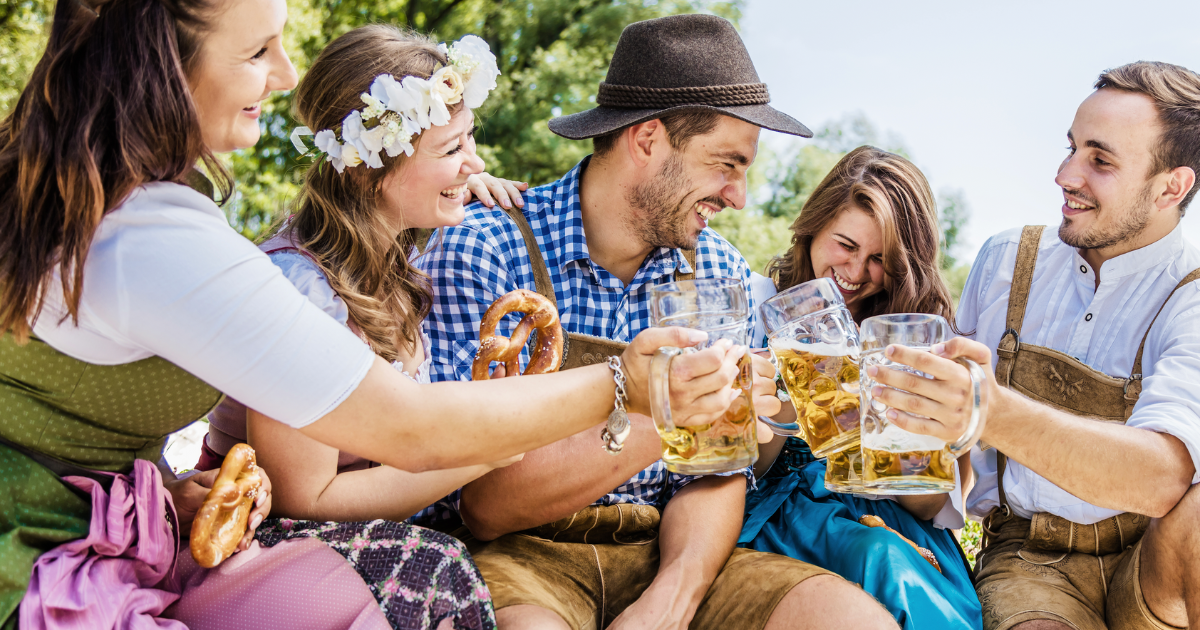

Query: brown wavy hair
[767,146,954,324]
[0,0,230,342]
[284,25,455,361]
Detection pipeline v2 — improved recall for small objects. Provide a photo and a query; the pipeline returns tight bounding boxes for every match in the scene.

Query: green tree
[2,0,741,238]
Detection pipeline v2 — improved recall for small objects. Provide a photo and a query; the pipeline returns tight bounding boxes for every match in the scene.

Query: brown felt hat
[548,14,812,140]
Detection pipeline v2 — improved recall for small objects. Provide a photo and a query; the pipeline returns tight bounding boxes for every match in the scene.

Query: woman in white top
[739,147,982,630]
[0,0,742,627]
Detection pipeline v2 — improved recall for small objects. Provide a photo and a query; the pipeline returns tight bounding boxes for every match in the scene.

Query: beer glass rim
[861,313,948,329]
[649,277,743,294]
[761,277,845,311]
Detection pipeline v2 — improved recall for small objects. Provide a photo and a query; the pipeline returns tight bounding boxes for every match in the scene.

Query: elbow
[460,501,507,542]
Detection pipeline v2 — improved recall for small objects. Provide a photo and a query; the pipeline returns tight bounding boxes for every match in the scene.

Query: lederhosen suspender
[495,205,695,370]
[986,225,1200,553]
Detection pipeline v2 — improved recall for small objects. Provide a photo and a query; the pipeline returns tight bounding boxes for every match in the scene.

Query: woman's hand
[166,464,273,553]
[620,327,742,427]
[749,351,782,419]
[866,336,993,446]
[466,172,528,209]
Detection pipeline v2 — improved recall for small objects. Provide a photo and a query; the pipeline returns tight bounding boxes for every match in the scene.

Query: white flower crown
[290,35,500,173]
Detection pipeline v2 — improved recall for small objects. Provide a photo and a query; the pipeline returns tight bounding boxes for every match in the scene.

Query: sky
[742,0,1200,262]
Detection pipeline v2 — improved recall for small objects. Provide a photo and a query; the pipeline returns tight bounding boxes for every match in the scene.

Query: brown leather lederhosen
[982,225,1200,555]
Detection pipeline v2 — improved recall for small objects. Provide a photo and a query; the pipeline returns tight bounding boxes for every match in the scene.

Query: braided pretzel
[859,514,942,572]
[472,289,564,380]
[190,443,262,568]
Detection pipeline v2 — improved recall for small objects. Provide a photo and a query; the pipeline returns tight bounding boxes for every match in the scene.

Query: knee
[767,575,899,630]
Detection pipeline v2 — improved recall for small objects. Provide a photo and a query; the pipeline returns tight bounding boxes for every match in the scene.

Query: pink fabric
[165,538,389,630]
[20,460,184,629]
[20,459,390,630]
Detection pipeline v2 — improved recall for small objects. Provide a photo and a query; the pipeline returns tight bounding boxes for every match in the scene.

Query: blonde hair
[286,25,459,361]
[767,146,954,324]
[1095,61,1200,211]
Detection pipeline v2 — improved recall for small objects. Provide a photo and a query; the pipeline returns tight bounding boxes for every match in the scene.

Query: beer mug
[648,278,758,475]
[824,436,869,494]
[762,278,862,458]
[860,314,986,493]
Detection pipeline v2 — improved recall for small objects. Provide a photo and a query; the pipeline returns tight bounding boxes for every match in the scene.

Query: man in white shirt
[875,62,1200,630]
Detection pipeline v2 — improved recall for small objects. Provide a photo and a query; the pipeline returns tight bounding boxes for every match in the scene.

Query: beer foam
[861,423,947,452]
[769,338,857,356]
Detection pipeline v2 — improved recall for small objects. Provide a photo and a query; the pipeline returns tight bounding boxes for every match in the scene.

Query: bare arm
[250,408,511,523]
[300,327,743,474]
[460,415,662,540]
[609,475,746,629]
[876,338,1195,518]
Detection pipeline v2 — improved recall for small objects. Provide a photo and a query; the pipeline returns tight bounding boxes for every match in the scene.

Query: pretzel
[190,443,262,568]
[859,514,942,572]
[472,289,564,380]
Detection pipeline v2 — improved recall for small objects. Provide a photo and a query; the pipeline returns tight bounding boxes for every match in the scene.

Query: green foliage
[0,0,51,115]
[960,519,982,568]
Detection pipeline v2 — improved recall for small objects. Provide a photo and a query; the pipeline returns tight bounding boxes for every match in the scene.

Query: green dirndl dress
[0,333,225,627]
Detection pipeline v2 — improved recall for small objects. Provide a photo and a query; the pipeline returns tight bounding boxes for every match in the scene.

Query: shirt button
[1080,265,1087,273]
[1085,313,1093,321]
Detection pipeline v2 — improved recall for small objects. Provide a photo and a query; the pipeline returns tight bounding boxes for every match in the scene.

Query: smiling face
[809,204,885,313]
[378,107,485,232]
[188,0,298,153]
[1056,89,1167,251]
[625,115,760,249]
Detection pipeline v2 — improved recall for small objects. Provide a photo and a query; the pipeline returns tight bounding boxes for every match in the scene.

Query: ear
[624,120,666,168]
[1158,166,1197,211]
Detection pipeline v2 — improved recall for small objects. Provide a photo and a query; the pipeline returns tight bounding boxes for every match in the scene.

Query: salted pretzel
[190,443,262,568]
[859,514,942,572]
[472,289,564,380]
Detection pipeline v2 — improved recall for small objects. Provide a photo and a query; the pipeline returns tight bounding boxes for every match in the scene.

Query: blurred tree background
[0,0,969,294]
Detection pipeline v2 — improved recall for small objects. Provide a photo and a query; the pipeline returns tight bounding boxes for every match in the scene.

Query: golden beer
[660,353,759,474]
[824,438,870,493]
[862,446,955,493]
[770,341,861,458]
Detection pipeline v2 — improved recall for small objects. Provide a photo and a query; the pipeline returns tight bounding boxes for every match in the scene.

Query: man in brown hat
[871,61,1200,630]
[420,13,899,630]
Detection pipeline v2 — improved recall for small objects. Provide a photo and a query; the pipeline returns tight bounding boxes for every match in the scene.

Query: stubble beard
[625,152,702,250]
[1059,182,1155,251]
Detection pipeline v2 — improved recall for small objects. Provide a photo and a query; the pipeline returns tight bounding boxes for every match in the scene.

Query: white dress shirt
[959,224,1200,524]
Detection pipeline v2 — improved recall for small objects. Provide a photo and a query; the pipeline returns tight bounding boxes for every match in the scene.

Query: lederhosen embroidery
[983,225,1200,555]
[495,205,695,370]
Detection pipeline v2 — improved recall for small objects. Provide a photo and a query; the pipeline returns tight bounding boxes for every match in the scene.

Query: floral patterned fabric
[255,518,495,630]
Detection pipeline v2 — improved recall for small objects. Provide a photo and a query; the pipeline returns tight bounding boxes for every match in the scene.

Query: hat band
[596,82,770,109]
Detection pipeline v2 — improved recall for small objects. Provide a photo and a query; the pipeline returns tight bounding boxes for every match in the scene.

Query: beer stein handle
[946,358,987,456]
[649,347,684,437]
[758,415,803,437]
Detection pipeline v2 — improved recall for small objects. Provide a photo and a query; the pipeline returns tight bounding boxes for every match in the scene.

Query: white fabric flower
[341,143,363,168]
[430,66,465,106]
[452,35,499,109]
[400,75,451,128]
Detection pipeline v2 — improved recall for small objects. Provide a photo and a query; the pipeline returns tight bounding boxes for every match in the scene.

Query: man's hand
[622,328,743,426]
[607,571,696,630]
[166,465,273,553]
[866,336,994,445]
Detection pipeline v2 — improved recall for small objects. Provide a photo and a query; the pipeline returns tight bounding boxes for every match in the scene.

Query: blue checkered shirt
[418,158,757,508]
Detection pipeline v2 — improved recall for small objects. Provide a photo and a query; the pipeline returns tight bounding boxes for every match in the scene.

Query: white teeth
[440,185,466,198]
[694,202,717,221]
[833,272,862,292]
[1066,199,1093,210]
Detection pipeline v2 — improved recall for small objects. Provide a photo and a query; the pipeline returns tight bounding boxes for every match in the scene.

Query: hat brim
[548,103,813,140]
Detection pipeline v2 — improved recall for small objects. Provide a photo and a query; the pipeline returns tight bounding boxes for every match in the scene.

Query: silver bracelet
[601,356,632,454]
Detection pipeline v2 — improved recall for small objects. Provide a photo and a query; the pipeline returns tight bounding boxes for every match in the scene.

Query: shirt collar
[1072,222,1186,282]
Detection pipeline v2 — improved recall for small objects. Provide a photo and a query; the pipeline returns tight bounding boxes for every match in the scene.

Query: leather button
[1085,313,1093,321]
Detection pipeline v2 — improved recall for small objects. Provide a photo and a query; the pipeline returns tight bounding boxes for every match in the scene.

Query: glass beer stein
[824,436,869,494]
[860,314,986,493]
[762,278,862,459]
[648,278,758,475]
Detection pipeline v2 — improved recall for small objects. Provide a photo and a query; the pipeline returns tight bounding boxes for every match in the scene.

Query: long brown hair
[285,25,453,361]
[767,146,954,323]
[0,0,230,342]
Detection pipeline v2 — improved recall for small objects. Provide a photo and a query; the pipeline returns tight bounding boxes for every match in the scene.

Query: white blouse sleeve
[33,183,374,429]
[267,252,351,327]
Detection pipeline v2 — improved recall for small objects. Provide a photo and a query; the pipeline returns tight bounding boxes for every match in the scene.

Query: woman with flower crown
[0,0,745,626]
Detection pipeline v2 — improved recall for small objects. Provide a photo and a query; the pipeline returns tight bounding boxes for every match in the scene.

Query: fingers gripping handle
[650,347,698,446]
[947,358,986,456]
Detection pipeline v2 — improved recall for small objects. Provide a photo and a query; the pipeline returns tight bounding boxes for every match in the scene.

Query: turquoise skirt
[739,439,981,630]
